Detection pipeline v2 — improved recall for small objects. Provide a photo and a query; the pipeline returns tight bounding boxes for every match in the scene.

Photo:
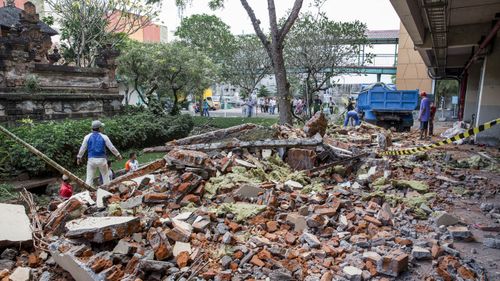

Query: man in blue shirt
[418,92,431,140]
[77,120,122,186]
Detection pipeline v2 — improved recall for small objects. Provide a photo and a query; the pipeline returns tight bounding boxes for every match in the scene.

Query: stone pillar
[463,63,482,123]
[475,34,500,146]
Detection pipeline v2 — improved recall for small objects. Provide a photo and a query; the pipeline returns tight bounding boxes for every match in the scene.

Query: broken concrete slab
[173,242,192,257]
[65,217,141,243]
[447,226,472,240]
[284,180,303,189]
[96,188,112,209]
[9,267,31,281]
[0,204,32,247]
[435,212,459,227]
[48,241,102,281]
[411,246,432,260]
[119,195,144,209]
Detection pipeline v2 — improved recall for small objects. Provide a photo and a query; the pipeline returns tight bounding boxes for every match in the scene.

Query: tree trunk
[171,89,179,115]
[272,48,292,125]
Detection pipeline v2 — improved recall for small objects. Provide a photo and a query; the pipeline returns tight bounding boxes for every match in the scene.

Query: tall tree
[175,14,236,65]
[117,41,217,115]
[169,0,304,125]
[226,35,272,98]
[286,13,371,116]
[47,0,160,67]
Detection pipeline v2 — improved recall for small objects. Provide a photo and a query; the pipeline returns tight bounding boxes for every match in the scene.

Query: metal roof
[365,30,399,44]
[0,5,58,36]
[365,30,399,40]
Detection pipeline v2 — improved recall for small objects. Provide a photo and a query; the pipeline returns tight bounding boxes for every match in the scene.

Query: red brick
[176,251,190,268]
[250,255,265,267]
[363,215,382,226]
[143,192,169,203]
[266,221,279,232]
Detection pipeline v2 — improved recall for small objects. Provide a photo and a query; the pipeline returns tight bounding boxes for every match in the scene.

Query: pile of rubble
[0,113,498,281]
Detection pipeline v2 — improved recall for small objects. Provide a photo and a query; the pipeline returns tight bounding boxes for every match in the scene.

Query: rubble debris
[65,217,141,242]
[303,112,328,137]
[7,114,500,281]
[0,204,32,247]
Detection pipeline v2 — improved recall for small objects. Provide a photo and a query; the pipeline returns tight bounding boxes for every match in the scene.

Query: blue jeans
[202,108,209,117]
[344,111,360,127]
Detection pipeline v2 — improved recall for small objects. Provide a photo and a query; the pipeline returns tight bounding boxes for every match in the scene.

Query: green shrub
[0,113,193,177]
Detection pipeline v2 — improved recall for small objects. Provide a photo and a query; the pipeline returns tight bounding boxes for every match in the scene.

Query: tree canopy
[286,13,371,116]
[175,13,236,65]
[47,0,160,67]
[117,41,217,115]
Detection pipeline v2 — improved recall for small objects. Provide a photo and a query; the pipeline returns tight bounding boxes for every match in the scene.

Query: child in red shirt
[59,175,73,199]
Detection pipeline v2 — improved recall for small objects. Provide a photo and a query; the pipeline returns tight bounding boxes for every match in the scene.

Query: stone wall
[0,64,122,124]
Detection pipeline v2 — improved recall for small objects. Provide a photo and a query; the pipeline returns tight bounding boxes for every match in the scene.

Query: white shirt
[77,132,120,159]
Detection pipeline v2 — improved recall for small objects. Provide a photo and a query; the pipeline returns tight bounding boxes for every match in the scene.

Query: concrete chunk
[48,242,101,281]
[65,217,141,243]
[234,184,264,199]
[96,189,112,209]
[8,267,31,281]
[0,204,32,247]
[343,266,362,281]
[436,212,459,227]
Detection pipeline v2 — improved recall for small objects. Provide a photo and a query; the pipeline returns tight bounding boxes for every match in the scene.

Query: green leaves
[0,113,193,177]
[285,13,371,97]
[117,41,217,113]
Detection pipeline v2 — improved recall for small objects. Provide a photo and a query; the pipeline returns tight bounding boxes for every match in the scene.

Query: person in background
[328,97,335,115]
[246,98,254,117]
[269,98,277,115]
[429,101,437,136]
[346,97,355,111]
[313,96,323,114]
[344,108,360,127]
[202,99,210,117]
[125,152,139,173]
[59,174,73,200]
[77,120,122,186]
[418,92,431,140]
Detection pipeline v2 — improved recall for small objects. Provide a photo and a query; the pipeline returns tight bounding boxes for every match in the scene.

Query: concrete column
[475,34,500,146]
[463,63,482,123]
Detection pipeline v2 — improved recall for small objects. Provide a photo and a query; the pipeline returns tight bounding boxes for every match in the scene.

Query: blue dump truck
[356,83,419,131]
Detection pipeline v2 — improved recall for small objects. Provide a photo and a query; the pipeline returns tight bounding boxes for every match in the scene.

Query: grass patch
[192,116,277,129]
[0,183,18,202]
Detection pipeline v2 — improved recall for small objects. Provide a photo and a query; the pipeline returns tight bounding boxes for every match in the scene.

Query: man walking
[77,120,122,186]
[418,92,431,140]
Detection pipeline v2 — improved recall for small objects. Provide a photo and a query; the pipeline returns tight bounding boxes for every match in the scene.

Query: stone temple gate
[0,1,122,124]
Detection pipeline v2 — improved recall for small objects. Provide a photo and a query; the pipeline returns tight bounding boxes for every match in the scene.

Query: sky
[157,0,401,84]
[158,0,401,38]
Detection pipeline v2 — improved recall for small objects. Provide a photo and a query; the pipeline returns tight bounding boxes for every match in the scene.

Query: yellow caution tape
[380,118,500,156]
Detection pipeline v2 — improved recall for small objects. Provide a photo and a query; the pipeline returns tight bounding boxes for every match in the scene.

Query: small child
[59,174,73,200]
[125,152,139,172]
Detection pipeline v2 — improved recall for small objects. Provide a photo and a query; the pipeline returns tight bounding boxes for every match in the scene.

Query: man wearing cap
[418,92,431,140]
[77,120,122,186]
